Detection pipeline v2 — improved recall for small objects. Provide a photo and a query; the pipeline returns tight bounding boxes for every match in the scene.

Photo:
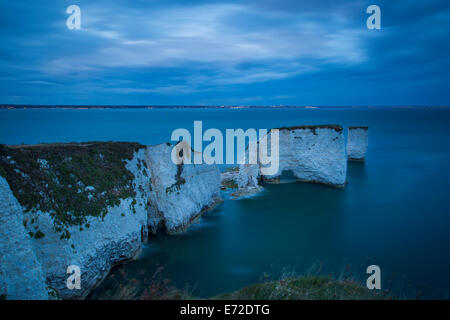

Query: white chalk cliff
[347,126,369,161]
[232,125,347,198]
[21,149,150,299]
[145,143,222,234]
[0,177,49,300]
[0,143,221,299]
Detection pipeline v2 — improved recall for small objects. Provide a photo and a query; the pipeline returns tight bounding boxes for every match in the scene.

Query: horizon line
[1,104,449,109]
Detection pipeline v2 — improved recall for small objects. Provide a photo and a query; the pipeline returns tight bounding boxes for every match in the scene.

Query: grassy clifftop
[0,142,145,238]
[92,272,391,300]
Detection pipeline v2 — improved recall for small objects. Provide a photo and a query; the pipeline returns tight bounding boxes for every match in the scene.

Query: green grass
[275,124,343,134]
[0,142,145,235]
[0,163,6,178]
[89,268,392,300]
[34,230,45,239]
[213,276,391,300]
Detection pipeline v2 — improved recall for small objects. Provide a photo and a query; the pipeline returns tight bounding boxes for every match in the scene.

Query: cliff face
[266,125,347,186]
[232,125,347,197]
[146,143,222,234]
[0,177,48,300]
[0,142,221,299]
[347,127,369,161]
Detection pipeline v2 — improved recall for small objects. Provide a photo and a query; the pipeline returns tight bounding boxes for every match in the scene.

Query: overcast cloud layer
[0,0,449,105]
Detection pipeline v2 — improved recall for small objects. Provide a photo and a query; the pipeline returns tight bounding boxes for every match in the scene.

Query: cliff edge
[231,125,348,198]
[0,176,49,300]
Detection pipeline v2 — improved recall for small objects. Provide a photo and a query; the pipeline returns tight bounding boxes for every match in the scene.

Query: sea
[1,106,450,299]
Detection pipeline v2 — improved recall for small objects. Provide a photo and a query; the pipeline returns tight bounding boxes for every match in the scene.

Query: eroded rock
[347,126,369,161]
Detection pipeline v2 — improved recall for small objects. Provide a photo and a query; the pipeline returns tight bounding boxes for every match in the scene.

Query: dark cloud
[0,0,449,105]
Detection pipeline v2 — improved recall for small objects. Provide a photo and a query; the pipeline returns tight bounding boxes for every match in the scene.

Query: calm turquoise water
[1,107,450,298]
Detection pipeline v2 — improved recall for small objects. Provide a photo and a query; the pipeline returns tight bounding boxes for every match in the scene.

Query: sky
[0,0,449,106]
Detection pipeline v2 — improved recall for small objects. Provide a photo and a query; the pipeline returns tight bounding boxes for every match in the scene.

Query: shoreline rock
[347,126,369,161]
[231,125,348,199]
[145,143,222,235]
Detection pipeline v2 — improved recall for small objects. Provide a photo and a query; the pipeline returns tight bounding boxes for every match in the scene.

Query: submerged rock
[4,147,150,299]
[347,126,369,161]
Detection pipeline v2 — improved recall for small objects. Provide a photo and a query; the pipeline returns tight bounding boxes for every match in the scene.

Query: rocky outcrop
[0,142,221,299]
[231,125,347,198]
[0,146,151,299]
[347,126,368,161]
[146,143,222,234]
[0,177,48,300]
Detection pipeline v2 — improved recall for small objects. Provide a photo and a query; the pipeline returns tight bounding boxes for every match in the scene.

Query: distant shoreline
[1,105,448,110]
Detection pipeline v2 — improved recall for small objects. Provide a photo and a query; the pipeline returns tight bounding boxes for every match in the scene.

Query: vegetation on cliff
[165,164,186,194]
[221,179,238,190]
[0,142,145,237]
[275,124,343,134]
[349,126,369,130]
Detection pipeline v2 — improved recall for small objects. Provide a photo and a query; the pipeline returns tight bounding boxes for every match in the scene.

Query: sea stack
[347,126,369,161]
[145,143,222,234]
[262,125,347,186]
[230,125,348,198]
